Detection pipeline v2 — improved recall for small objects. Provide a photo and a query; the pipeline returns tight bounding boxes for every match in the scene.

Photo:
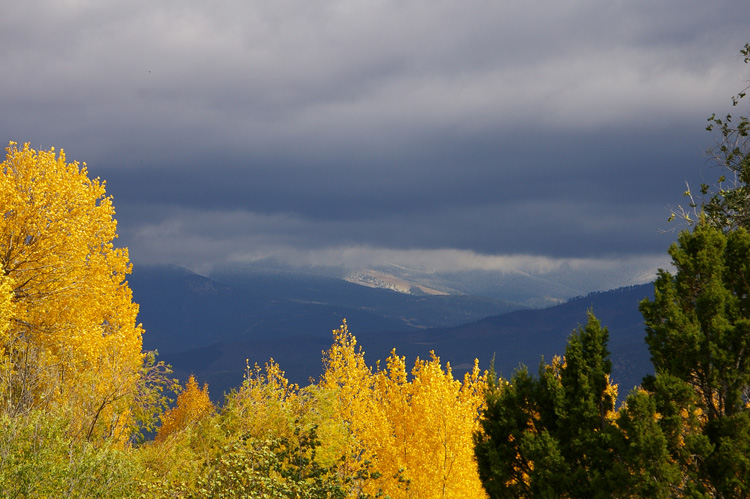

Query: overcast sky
[2,0,749,286]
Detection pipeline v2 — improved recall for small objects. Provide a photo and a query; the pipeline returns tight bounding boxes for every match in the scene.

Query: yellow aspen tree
[319,321,488,499]
[318,320,391,494]
[0,142,144,440]
[371,350,414,496]
[374,351,488,499]
[0,266,14,390]
[221,358,300,440]
[156,375,213,442]
[411,355,488,499]
[218,358,350,475]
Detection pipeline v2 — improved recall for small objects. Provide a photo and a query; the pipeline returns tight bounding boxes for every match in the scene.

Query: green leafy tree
[640,223,750,497]
[190,425,383,499]
[673,43,750,228]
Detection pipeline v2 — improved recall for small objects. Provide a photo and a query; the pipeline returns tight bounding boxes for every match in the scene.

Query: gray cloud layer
[2,0,749,283]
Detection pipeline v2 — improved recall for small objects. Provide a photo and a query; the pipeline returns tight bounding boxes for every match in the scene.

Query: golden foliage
[320,320,489,498]
[156,375,213,442]
[222,359,301,440]
[220,359,348,469]
[319,320,382,475]
[0,142,144,440]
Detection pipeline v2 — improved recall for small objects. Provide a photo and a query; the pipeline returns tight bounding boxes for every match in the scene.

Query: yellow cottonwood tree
[0,142,144,440]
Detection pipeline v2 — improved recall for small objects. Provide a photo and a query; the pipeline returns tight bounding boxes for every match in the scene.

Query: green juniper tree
[640,223,750,498]
[474,312,625,498]
[636,42,750,498]
[611,386,680,498]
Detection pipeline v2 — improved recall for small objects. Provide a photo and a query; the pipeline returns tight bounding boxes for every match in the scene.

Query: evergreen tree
[640,223,750,497]
[474,312,623,498]
[611,387,681,498]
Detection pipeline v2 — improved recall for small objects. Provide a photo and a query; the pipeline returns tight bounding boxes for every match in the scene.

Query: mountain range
[128,263,656,402]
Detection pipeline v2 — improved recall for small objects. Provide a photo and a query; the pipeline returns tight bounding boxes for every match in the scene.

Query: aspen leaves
[0,142,144,439]
[156,375,213,442]
[321,320,489,499]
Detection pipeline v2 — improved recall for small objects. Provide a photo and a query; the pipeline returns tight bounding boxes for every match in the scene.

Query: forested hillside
[130,263,524,356]
[149,281,652,401]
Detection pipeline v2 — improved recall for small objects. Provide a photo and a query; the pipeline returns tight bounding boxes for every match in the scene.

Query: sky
[2,0,749,288]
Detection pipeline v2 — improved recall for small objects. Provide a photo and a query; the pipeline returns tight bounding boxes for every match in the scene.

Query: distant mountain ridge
[209,258,630,308]
[130,264,524,354]
[129,264,655,401]
[354,284,654,396]
[344,269,449,296]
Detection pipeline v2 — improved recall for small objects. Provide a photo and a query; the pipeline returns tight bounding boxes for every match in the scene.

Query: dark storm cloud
[1,0,749,280]
[108,123,703,234]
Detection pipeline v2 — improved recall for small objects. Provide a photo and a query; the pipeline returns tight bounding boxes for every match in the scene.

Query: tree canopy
[0,142,147,440]
[475,43,750,497]
[640,223,750,497]
[474,312,627,498]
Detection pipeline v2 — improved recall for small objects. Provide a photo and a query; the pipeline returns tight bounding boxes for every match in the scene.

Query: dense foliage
[474,313,629,498]
[0,142,149,440]
[640,224,750,497]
